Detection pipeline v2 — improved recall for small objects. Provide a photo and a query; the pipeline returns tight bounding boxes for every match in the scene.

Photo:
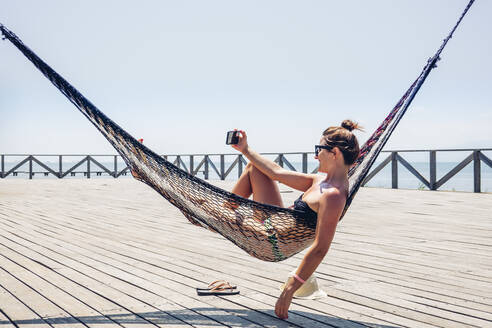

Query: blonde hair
[322,120,363,165]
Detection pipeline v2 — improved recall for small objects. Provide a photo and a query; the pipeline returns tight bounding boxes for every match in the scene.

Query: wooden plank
[0,247,121,328]
[0,268,85,328]
[315,259,492,311]
[0,215,480,328]
[1,179,491,328]
[26,204,488,298]
[148,242,490,326]
[0,215,204,326]
[89,240,442,328]
[4,199,492,284]
[0,211,364,326]
[4,195,492,310]
[355,281,492,323]
[11,228,360,328]
[25,213,492,302]
[0,223,304,326]
[326,287,481,328]
[0,309,16,328]
[0,239,169,328]
[0,243,133,328]
[0,284,51,328]
[0,310,16,328]
[0,232,247,328]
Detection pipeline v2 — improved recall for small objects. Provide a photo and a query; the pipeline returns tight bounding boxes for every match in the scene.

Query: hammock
[0,1,474,261]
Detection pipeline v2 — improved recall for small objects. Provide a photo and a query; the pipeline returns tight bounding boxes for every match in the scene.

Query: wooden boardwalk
[0,179,490,328]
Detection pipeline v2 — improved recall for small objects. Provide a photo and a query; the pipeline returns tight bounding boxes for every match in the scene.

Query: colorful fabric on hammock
[0,1,473,261]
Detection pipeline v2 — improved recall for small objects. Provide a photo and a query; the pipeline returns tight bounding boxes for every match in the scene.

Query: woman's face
[315,138,336,173]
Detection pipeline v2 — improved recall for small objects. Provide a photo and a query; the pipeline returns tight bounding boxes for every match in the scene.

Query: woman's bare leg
[231,163,253,198]
[231,162,284,207]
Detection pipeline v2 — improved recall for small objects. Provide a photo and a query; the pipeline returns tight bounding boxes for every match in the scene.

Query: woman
[230,120,362,320]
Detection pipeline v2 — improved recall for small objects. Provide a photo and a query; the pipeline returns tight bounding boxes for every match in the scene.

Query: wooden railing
[361,149,492,193]
[1,148,491,192]
[160,152,309,180]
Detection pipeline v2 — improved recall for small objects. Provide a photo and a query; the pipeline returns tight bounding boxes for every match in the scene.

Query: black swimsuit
[293,193,318,221]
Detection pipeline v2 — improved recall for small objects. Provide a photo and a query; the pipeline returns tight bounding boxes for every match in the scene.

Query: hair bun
[341,120,362,132]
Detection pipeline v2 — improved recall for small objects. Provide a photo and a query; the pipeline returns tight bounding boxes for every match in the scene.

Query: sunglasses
[314,145,334,156]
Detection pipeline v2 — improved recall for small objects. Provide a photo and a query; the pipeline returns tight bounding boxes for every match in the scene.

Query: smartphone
[226,130,240,145]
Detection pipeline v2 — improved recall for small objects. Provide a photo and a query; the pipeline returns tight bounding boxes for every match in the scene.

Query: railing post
[238,155,243,178]
[473,150,481,193]
[86,156,90,179]
[220,155,225,180]
[204,155,209,180]
[1,155,4,178]
[189,155,194,175]
[59,155,63,178]
[278,154,284,168]
[429,150,436,190]
[176,155,181,168]
[302,153,308,173]
[29,155,33,179]
[113,155,118,178]
[391,152,398,189]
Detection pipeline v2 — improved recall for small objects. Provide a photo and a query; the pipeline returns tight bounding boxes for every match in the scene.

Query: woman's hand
[231,129,249,154]
[275,286,295,319]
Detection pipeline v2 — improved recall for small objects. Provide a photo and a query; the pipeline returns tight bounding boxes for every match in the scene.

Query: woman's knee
[250,164,277,184]
[246,162,264,176]
[248,163,265,177]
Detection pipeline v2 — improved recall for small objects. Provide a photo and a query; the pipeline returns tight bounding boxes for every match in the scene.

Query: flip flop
[196,280,237,291]
[196,280,239,296]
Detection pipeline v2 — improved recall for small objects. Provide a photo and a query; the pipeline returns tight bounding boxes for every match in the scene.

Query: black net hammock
[0,1,474,261]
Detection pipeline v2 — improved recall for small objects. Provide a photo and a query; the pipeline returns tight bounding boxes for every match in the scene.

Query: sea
[2,152,491,193]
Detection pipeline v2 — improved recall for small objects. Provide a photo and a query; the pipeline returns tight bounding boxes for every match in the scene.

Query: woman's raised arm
[233,130,315,192]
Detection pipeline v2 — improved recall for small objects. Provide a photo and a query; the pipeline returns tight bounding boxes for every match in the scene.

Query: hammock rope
[0,0,474,261]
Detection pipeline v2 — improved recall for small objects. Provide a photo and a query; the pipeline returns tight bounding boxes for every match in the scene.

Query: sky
[0,0,490,157]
